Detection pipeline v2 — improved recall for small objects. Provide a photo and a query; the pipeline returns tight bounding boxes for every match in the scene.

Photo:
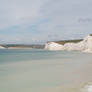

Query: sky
[0,0,92,44]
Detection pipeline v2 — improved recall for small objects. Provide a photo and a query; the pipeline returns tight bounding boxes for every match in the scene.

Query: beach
[0,49,92,92]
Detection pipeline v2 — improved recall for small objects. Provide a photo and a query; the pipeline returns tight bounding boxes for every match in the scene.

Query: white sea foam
[81,83,92,92]
[87,85,92,92]
[45,35,92,53]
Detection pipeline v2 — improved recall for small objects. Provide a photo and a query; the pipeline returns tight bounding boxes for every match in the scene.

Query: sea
[0,49,92,92]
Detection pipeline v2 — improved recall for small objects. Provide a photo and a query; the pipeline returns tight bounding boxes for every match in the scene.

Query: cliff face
[45,42,64,50]
[45,35,92,53]
[0,46,5,49]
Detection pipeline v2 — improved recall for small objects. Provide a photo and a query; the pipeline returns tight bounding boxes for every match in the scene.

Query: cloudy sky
[0,0,92,44]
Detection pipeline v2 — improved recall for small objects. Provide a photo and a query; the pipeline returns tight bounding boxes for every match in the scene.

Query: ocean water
[0,49,92,92]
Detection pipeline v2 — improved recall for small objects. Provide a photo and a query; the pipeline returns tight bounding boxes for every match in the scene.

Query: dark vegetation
[1,44,45,49]
[55,39,83,45]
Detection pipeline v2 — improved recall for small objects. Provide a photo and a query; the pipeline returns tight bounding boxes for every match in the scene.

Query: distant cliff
[0,46,5,49]
[45,34,92,53]
[0,44,45,49]
[47,34,92,45]
[55,39,83,45]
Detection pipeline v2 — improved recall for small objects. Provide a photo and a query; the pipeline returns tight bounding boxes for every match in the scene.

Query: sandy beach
[0,49,92,92]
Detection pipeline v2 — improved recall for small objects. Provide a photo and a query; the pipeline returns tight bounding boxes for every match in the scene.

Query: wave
[80,82,92,92]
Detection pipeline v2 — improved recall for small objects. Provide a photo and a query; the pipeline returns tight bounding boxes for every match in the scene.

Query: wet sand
[0,50,92,92]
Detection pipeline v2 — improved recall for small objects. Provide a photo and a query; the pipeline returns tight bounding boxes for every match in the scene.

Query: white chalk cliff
[0,46,5,49]
[45,35,92,53]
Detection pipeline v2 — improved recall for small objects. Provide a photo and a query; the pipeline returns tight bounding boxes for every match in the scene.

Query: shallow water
[0,49,92,92]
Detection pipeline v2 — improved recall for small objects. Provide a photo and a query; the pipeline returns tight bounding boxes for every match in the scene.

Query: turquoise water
[0,49,92,92]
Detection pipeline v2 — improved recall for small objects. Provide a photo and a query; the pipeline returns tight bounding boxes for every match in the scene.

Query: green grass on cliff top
[55,39,83,45]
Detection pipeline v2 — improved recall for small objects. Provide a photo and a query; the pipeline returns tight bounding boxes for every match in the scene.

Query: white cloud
[0,0,46,29]
[0,0,92,44]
